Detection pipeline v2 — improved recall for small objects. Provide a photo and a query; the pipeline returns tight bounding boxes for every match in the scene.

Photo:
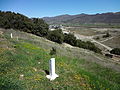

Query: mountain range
[43,12,120,25]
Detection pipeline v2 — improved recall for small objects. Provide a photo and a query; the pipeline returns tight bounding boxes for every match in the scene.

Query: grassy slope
[0,29,120,90]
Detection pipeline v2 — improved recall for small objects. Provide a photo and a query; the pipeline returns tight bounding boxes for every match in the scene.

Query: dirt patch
[62,43,74,48]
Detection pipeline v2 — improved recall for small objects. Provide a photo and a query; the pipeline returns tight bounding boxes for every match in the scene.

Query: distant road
[91,39,112,51]
[74,33,112,51]
[62,26,113,51]
[100,37,114,43]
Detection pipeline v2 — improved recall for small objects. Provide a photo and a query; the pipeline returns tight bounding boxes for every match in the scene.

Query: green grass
[0,29,120,90]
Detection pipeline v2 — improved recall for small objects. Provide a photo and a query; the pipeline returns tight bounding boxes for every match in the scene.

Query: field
[101,36,120,48]
[0,28,120,90]
[66,27,98,36]
[66,27,120,51]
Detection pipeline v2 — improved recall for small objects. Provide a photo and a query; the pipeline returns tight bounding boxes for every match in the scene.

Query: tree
[32,18,49,37]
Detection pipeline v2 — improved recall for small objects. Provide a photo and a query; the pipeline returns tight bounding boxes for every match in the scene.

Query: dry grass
[67,27,98,36]
[102,36,120,48]
[0,28,120,89]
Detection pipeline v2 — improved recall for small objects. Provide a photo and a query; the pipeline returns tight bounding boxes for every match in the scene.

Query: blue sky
[0,0,120,18]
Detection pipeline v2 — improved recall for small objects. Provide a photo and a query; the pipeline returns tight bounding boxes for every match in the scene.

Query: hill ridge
[43,12,120,25]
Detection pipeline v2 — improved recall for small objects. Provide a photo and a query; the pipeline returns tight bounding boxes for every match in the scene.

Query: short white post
[10,33,13,38]
[46,58,59,81]
[17,36,18,41]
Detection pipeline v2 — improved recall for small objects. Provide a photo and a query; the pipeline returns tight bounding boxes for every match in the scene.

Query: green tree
[32,18,49,36]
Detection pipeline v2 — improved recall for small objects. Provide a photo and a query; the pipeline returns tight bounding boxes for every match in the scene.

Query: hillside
[43,14,87,24]
[0,28,120,90]
[0,11,102,53]
[0,11,49,37]
[43,12,120,26]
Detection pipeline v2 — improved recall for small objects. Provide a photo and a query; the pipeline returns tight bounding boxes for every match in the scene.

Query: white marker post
[17,36,18,41]
[10,33,13,38]
[46,58,59,81]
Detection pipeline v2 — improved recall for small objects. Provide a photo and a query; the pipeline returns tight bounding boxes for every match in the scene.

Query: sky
[0,0,120,18]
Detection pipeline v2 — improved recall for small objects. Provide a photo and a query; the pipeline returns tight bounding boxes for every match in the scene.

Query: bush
[76,40,101,53]
[32,18,49,37]
[64,33,77,46]
[76,39,85,48]
[47,29,64,44]
[63,33,101,53]
[110,48,120,55]
[49,47,56,56]
[95,36,100,40]
[103,32,110,38]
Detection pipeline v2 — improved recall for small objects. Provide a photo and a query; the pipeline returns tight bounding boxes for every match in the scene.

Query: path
[74,33,113,51]
[100,37,114,43]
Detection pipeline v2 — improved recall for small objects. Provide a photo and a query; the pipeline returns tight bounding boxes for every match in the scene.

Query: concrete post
[46,58,59,81]
[11,33,13,38]
[17,36,18,41]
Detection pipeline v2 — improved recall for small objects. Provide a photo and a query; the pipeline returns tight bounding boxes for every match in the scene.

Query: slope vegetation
[0,29,120,90]
[0,11,101,53]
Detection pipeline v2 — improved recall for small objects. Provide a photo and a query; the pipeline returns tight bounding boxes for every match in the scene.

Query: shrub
[76,40,101,53]
[95,36,100,40]
[49,47,56,56]
[64,33,77,46]
[110,48,120,55]
[103,32,110,38]
[47,29,64,44]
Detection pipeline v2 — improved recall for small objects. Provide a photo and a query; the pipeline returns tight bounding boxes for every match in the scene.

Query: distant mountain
[43,12,120,25]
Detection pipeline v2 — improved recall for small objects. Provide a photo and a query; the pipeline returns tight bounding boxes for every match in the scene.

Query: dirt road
[74,33,113,51]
